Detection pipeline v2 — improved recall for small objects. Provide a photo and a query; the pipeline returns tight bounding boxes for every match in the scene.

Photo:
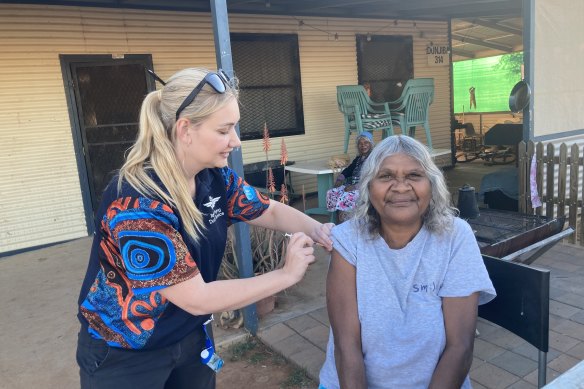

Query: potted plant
[222,225,288,278]
[219,124,291,327]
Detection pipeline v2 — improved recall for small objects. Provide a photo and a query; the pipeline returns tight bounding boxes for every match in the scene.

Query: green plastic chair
[389,78,434,149]
[337,85,394,153]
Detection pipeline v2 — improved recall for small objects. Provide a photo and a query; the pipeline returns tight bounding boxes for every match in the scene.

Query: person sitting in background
[326,132,374,221]
[319,135,496,389]
[363,82,372,97]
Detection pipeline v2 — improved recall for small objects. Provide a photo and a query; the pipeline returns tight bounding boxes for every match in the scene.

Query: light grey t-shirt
[319,217,496,389]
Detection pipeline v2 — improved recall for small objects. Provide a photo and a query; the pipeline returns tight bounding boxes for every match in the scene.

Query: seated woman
[319,135,496,389]
[326,132,374,220]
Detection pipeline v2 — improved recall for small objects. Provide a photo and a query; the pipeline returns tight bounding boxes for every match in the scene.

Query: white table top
[285,159,336,175]
[285,149,451,175]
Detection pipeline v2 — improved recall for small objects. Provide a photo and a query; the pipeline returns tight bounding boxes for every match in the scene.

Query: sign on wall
[426,44,450,66]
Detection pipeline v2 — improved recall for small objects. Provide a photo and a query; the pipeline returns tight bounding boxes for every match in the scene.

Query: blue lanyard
[200,315,224,372]
[203,316,214,350]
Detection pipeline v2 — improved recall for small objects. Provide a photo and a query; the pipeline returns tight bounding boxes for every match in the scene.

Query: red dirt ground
[216,337,315,389]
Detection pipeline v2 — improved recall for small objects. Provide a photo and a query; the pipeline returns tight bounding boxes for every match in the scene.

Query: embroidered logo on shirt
[204,196,221,209]
[203,196,224,224]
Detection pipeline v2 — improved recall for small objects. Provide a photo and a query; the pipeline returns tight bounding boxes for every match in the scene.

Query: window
[357,35,413,102]
[231,33,304,140]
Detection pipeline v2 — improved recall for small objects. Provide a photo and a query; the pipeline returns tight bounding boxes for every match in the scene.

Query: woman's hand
[310,223,334,251]
[282,233,316,283]
[161,234,317,316]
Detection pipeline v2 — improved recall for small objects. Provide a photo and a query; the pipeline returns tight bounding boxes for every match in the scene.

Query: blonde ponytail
[119,68,238,242]
[119,88,204,241]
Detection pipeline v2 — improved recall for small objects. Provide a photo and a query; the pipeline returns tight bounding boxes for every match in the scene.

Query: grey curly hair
[351,135,457,237]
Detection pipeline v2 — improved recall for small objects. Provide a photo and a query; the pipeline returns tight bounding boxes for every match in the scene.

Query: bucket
[457,184,480,219]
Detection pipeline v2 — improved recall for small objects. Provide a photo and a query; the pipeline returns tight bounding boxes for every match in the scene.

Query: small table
[285,159,336,221]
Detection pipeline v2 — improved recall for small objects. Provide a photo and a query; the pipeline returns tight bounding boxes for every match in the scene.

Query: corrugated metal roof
[1,0,523,20]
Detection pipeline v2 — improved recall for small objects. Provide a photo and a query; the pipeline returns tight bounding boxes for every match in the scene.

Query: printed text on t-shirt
[413,282,436,293]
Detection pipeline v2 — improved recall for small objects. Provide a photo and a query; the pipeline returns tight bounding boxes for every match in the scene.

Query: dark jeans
[77,328,215,389]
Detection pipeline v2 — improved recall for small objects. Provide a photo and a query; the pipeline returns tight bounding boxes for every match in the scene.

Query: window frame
[231,32,305,141]
[356,34,414,102]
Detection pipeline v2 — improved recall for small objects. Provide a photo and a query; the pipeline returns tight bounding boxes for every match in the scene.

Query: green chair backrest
[337,85,371,116]
[400,79,434,125]
[336,85,394,152]
[399,78,434,100]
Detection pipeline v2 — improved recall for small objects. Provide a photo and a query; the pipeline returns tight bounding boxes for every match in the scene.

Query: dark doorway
[356,35,413,102]
[60,55,154,232]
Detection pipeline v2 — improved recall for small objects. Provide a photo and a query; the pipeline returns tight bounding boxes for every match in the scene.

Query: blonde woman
[76,68,333,389]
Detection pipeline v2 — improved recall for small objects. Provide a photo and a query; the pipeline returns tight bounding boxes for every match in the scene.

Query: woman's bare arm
[428,293,479,389]
[247,200,333,251]
[327,249,366,389]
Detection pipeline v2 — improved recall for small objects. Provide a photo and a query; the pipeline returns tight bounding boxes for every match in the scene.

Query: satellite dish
[509,80,531,113]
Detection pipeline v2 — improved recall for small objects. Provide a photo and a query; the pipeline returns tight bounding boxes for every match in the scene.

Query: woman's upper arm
[158,275,207,315]
[222,166,270,224]
[245,199,277,228]
[327,249,361,350]
[105,199,200,290]
[429,294,478,388]
[442,293,479,349]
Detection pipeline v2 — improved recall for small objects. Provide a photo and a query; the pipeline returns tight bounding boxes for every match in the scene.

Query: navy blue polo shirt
[77,167,270,349]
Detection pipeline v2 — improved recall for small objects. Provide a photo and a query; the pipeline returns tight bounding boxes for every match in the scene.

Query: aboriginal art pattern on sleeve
[222,167,270,224]
[80,197,199,349]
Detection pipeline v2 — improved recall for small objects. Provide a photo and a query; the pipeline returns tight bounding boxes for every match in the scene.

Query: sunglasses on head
[146,69,167,86]
[175,70,231,120]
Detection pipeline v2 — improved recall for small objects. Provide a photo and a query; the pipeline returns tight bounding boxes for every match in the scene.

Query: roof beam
[302,0,388,11]
[452,48,476,58]
[451,33,513,52]
[393,0,509,12]
[364,0,518,13]
[229,0,260,5]
[463,18,522,35]
[353,2,521,20]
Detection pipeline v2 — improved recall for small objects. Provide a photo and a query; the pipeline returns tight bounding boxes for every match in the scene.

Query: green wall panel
[453,53,523,114]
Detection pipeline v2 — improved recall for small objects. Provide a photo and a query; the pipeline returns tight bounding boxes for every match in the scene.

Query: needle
[283,233,325,247]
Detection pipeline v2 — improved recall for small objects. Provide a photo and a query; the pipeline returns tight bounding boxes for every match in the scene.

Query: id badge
[200,315,224,372]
